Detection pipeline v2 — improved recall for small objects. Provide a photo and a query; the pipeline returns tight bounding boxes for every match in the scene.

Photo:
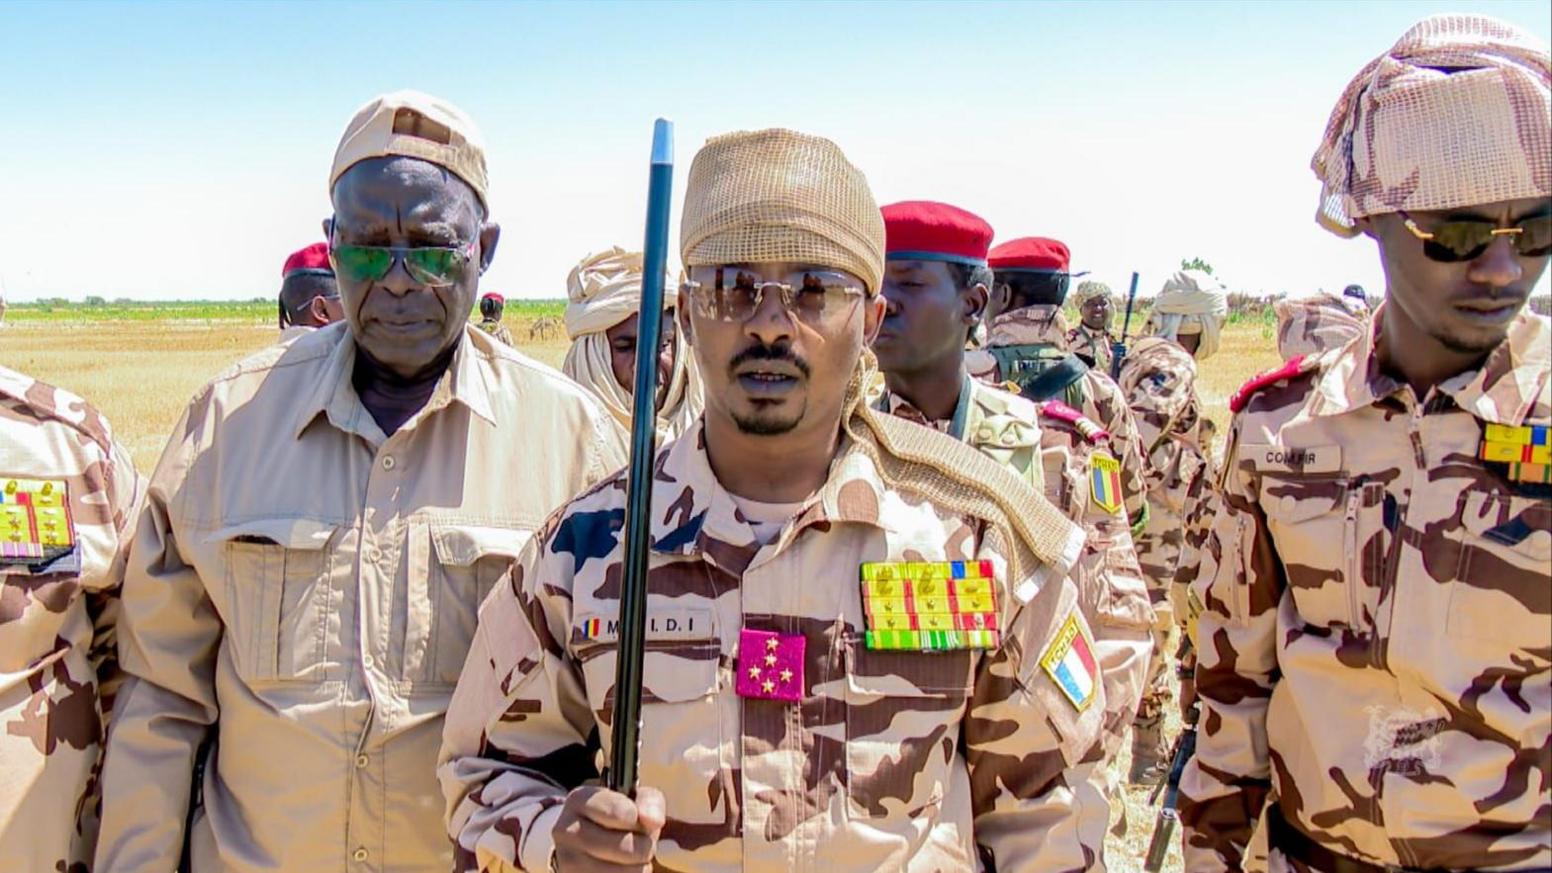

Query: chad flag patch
[1089,451,1122,515]
[1039,611,1099,711]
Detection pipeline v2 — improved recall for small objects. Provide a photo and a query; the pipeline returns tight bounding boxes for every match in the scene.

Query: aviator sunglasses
[1399,210,1552,263]
[329,228,479,287]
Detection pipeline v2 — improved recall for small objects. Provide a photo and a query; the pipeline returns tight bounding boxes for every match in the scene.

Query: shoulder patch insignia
[1229,354,1318,413]
[1089,452,1123,515]
[1039,611,1099,711]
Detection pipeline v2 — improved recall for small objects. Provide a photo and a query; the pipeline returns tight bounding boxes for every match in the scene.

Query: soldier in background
[561,246,703,440]
[1182,15,1551,872]
[1116,268,1227,784]
[441,128,1107,873]
[0,366,144,871]
[1067,280,1118,374]
[970,238,1150,541]
[476,291,515,345]
[277,241,342,341]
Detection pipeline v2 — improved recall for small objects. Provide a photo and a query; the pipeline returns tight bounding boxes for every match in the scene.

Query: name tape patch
[575,608,713,645]
[1242,444,1341,475]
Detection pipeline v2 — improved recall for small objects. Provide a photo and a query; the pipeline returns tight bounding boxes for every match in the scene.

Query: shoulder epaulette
[1039,400,1110,444]
[1229,354,1320,413]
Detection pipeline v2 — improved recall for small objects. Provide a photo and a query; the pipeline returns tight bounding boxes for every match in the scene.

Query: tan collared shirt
[96,324,626,872]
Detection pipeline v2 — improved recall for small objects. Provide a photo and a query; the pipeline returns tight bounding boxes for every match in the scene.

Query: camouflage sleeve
[438,533,595,873]
[96,412,220,871]
[1090,379,1151,536]
[1178,421,1278,872]
[1169,449,1219,639]
[967,528,1107,871]
[86,437,147,725]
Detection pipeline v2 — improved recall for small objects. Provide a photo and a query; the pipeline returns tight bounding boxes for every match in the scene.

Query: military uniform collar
[647,419,900,564]
[292,324,497,442]
[873,372,974,440]
[1314,303,1549,426]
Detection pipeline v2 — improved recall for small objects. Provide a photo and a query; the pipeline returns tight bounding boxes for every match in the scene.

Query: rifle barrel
[1110,271,1140,380]
[607,119,674,796]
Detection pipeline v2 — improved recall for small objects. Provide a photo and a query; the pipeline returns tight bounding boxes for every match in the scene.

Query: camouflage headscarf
[1070,280,1113,308]
[1313,14,1551,237]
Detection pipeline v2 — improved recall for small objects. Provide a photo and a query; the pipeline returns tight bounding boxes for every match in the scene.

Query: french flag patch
[1039,611,1099,711]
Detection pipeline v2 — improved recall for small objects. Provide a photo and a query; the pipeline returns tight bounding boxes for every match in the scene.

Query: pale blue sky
[1,0,1548,302]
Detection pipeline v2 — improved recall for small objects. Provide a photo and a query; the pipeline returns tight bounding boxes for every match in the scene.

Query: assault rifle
[1109,271,1140,380]
[1143,699,1200,871]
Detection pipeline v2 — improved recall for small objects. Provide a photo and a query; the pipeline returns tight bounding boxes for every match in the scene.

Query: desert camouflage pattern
[477,317,515,346]
[94,325,625,872]
[1312,14,1551,236]
[1181,307,1552,872]
[439,421,1109,872]
[1067,324,1118,375]
[1274,293,1368,361]
[879,375,1043,493]
[0,365,144,872]
[1117,337,1217,750]
[970,307,1149,536]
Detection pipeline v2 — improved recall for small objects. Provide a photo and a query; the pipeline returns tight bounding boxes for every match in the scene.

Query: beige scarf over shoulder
[1312,14,1551,236]
[561,247,702,440]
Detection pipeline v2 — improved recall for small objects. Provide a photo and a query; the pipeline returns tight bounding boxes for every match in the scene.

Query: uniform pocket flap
[207,518,338,550]
[1459,492,1552,556]
[431,525,532,567]
[844,640,973,698]
[1260,478,1346,524]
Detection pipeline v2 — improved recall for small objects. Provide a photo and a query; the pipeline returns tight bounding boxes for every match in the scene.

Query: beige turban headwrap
[1274,293,1368,361]
[561,247,702,440]
[1312,14,1551,237]
[681,129,886,295]
[1070,281,1113,308]
[1147,269,1229,360]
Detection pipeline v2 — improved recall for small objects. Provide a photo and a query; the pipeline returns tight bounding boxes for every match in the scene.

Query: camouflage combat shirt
[0,366,144,871]
[440,421,1109,872]
[1181,309,1552,871]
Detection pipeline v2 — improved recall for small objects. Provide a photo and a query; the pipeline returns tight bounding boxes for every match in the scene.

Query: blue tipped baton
[607,119,674,796]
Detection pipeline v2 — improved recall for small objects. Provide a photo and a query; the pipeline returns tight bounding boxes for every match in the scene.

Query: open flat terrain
[0,300,1284,872]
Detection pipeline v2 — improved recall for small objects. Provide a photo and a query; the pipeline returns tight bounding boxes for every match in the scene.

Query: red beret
[882,201,994,266]
[481,292,505,305]
[282,242,333,278]
[988,237,1070,272]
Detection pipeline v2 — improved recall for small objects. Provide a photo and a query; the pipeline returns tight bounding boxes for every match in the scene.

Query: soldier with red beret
[277,241,342,338]
[874,203,1154,856]
[476,291,514,345]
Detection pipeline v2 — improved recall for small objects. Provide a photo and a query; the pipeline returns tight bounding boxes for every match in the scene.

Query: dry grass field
[1,301,1284,872]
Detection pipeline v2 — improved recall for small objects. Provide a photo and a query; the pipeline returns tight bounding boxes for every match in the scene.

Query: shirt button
[355,754,369,768]
[381,455,396,471]
[353,847,369,862]
[1280,495,1297,514]
[363,654,375,670]
[363,547,380,564]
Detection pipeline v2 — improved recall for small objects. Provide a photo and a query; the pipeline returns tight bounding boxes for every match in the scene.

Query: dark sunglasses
[329,240,478,286]
[1399,210,1552,263]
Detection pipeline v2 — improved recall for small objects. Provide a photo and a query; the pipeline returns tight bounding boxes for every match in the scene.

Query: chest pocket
[842,637,973,819]
[1447,492,1552,645]
[1261,477,1387,631]
[575,633,724,792]
[212,518,339,684]
[406,523,530,688]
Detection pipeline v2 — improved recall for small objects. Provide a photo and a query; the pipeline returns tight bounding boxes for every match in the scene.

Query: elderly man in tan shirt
[94,91,625,872]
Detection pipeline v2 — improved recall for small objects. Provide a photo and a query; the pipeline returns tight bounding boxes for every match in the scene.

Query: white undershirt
[728,494,807,546]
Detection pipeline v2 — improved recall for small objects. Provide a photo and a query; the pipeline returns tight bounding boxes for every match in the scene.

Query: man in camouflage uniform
[1,366,143,871]
[441,129,1109,872]
[1183,15,1552,873]
[1066,280,1118,375]
[1116,268,1228,783]
[968,237,1149,540]
[96,92,625,872]
[477,291,515,345]
[872,200,1154,857]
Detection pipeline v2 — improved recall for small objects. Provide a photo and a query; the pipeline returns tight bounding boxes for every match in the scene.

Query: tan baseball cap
[329,90,489,209]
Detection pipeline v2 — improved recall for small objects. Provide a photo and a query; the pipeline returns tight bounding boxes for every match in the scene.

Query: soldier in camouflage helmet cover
[1181,15,1552,873]
[0,365,144,871]
[873,200,1155,857]
[1067,280,1119,375]
[440,129,1110,872]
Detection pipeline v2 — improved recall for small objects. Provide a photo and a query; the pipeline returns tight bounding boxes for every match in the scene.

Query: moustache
[728,343,811,378]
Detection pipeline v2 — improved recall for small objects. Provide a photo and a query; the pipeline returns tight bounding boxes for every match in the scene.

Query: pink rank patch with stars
[735,628,805,702]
